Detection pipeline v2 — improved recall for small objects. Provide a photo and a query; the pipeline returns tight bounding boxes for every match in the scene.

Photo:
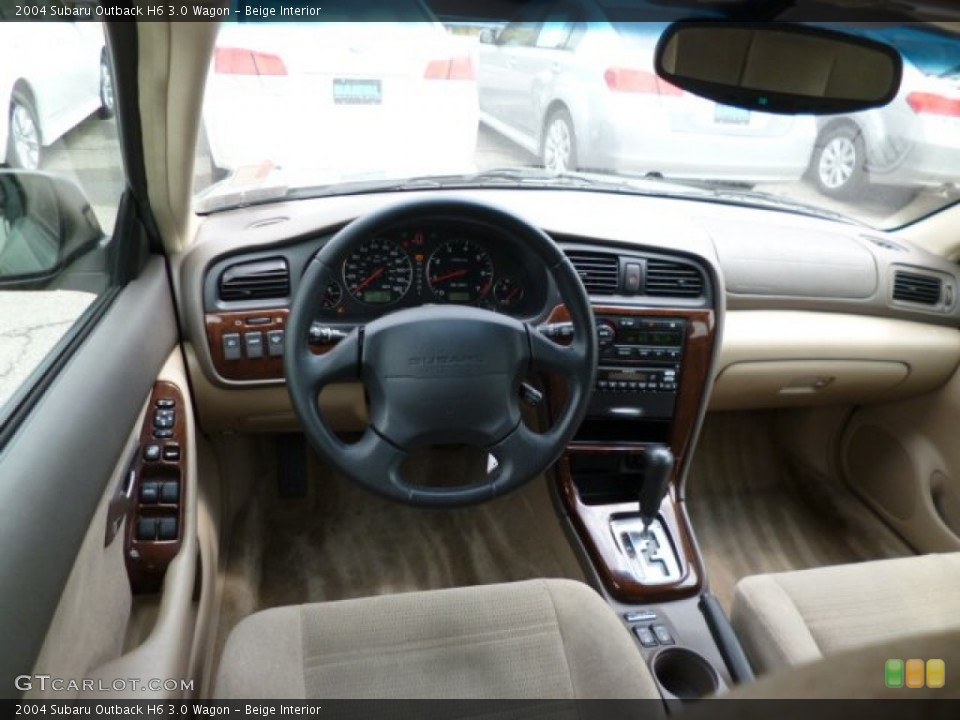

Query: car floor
[685,411,914,610]
[212,441,585,677]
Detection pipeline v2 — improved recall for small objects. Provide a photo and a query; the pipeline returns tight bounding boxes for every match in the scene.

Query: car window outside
[0,20,124,424]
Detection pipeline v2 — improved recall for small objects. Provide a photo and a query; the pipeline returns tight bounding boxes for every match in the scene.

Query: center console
[545,296,732,700]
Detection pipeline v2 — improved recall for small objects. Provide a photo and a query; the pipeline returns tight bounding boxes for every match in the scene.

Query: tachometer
[427,239,494,304]
[343,237,413,305]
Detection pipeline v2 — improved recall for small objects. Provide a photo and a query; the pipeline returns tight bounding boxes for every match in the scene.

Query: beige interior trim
[841,364,960,554]
[897,201,960,261]
[137,20,219,254]
[82,350,200,699]
[711,311,960,410]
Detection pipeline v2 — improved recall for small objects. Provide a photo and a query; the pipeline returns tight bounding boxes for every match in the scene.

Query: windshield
[193,12,960,230]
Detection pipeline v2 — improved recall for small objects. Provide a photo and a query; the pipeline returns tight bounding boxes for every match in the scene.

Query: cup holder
[653,647,720,700]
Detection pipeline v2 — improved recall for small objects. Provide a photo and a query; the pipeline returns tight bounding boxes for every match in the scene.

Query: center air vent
[645,259,704,298]
[565,251,620,295]
[219,257,290,301]
[893,270,942,306]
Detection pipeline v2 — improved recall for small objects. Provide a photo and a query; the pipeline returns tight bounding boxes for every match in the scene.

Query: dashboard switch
[222,333,242,361]
[162,445,181,462]
[244,332,264,359]
[624,263,642,294]
[634,626,658,648]
[267,330,285,357]
[652,624,675,646]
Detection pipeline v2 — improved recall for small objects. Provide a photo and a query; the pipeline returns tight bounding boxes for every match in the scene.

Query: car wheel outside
[813,125,867,200]
[542,109,577,172]
[98,55,116,119]
[7,95,41,170]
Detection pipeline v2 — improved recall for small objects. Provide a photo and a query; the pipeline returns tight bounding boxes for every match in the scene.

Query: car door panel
[0,256,178,696]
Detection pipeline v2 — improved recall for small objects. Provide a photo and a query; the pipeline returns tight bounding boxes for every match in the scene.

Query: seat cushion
[731,552,960,673]
[215,578,662,700]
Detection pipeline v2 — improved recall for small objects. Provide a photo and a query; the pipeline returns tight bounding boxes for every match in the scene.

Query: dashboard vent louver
[219,257,290,301]
[565,251,620,295]
[645,259,704,298]
[893,271,942,306]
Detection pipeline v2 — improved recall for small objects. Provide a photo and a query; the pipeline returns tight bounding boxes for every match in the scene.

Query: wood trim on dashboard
[205,309,329,381]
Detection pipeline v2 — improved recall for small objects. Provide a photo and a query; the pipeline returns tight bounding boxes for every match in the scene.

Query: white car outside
[203,12,479,185]
[0,21,112,170]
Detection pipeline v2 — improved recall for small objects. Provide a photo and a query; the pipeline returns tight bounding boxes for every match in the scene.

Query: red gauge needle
[354,267,385,294]
[431,269,468,284]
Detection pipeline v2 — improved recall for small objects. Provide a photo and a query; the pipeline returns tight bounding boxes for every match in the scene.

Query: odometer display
[427,239,494,304]
[343,238,412,305]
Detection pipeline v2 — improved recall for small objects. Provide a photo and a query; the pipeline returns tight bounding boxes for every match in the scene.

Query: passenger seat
[730,553,960,673]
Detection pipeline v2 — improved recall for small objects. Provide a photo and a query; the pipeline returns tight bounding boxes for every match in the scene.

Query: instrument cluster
[319,222,541,318]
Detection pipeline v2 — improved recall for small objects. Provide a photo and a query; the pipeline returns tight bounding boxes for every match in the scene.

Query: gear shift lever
[638,446,674,534]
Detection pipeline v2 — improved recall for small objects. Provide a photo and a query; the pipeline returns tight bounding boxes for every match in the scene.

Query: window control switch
[162,444,181,462]
[143,445,161,462]
[158,517,178,541]
[136,518,158,542]
[160,482,180,504]
[140,482,159,504]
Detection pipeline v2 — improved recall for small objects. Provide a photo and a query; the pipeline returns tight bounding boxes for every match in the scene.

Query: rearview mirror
[654,22,902,115]
[0,171,103,282]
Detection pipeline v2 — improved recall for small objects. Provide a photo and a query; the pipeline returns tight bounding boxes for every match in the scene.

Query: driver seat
[214,579,663,700]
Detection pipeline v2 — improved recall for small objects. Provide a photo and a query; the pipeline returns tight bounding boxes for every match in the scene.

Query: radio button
[615,347,634,359]
[619,318,637,329]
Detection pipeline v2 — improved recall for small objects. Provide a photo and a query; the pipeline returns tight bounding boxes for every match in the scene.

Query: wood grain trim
[124,381,187,594]
[546,304,715,602]
[546,305,716,476]
[205,309,328,381]
[557,449,704,603]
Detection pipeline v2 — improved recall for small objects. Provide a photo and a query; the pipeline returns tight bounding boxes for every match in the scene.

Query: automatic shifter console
[611,517,682,585]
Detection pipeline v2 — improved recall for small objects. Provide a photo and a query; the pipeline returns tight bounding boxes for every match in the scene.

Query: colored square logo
[927,659,945,689]
[885,659,904,688]
[906,659,925,689]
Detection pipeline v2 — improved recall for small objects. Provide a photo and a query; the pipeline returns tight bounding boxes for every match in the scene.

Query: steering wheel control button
[634,626,658,648]
[244,332,264,359]
[652,624,676,646]
[160,482,180,504]
[267,330,285,356]
[158,517,178,541]
[136,518,158,542]
[143,444,161,462]
[162,445,181,462]
[222,332,242,361]
[140,482,159,504]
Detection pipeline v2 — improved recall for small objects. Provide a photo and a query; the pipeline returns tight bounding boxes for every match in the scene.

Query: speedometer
[427,239,494,304]
[343,238,412,305]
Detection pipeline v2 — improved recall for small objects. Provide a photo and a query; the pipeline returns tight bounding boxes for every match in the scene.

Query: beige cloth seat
[215,578,663,700]
[731,552,960,674]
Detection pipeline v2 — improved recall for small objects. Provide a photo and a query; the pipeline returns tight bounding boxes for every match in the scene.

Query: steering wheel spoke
[302,330,361,391]
[527,323,584,376]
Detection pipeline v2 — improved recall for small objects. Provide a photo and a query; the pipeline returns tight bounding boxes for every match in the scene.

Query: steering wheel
[285,198,597,507]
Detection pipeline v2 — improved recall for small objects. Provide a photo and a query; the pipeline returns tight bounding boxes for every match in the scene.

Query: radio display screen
[606,370,657,382]
[618,329,682,347]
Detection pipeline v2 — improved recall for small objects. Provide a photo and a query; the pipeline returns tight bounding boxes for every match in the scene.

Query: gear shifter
[638,446,674,534]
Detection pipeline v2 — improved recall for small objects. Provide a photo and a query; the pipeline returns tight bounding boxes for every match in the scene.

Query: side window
[535,4,581,50]
[0,20,124,424]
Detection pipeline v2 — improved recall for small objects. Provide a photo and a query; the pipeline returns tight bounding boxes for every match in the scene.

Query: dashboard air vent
[219,257,290,301]
[893,270,942,306]
[565,251,620,295]
[645,259,704,298]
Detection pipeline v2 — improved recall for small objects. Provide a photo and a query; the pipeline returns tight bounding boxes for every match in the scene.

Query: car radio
[541,316,686,419]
